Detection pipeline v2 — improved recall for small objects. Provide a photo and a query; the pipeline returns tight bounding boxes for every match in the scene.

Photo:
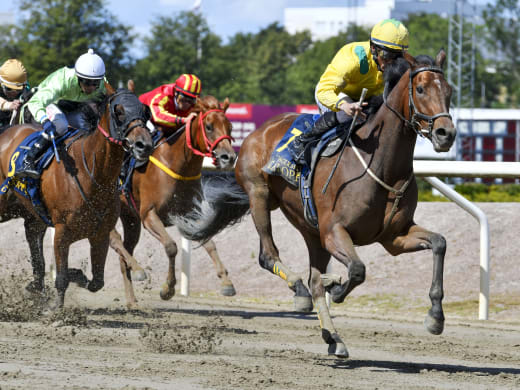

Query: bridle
[384,66,452,138]
[185,108,233,164]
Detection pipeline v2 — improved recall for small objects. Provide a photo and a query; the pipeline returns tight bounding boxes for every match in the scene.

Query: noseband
[385,66,452,137]
[185,108,234,164]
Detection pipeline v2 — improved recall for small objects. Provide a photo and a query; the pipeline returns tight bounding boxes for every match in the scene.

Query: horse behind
[176,50,456,358]
[109,94,236,307]
[0,83,153,309]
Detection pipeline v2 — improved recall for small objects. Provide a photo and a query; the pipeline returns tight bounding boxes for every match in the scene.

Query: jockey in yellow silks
[289,19,409,160]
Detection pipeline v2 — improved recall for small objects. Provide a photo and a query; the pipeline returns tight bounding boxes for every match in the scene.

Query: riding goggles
[78,77,101,87]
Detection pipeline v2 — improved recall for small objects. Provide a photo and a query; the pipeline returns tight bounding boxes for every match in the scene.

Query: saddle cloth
[0,128,81,226]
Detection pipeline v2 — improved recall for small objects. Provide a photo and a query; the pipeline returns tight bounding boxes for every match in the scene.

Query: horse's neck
[356,74,417,183]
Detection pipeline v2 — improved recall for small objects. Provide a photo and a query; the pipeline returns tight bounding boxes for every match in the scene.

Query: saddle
[263,113,361,229]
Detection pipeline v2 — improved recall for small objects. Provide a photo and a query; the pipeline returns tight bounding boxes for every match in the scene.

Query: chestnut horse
[177,50,456,358]
[0,83,153,308]
[109,94,236,307]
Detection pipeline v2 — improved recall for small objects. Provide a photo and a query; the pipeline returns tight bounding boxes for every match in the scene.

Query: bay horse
[176,50,456,358]
[0,83,154,309]
[109,94,236,307]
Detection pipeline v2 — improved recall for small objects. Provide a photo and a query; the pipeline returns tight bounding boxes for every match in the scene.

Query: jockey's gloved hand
[42,119,56,137]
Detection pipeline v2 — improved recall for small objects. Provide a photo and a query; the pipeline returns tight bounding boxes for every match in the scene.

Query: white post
[423,177,489,320]
[49,227,56,281]
[180,237,191,296]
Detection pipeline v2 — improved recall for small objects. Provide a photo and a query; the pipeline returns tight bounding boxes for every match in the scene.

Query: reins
[347,66,450,237]
[185,109,233,165]
[148,108,233,181]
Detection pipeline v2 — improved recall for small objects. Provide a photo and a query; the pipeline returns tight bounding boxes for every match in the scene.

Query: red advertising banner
[228,103,318,150]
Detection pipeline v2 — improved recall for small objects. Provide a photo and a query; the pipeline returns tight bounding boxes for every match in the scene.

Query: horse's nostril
[219,154,230,162]
[435,128,447,137]
[135,141,145,151]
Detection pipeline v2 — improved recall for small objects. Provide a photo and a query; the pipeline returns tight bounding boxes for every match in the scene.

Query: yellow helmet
[0,59,27,90]
[370,19,409,51]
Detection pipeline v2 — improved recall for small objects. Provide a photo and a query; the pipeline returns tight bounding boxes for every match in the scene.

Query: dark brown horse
[0,83,153,308]
[179,50,456,358]
[109,94,236,307]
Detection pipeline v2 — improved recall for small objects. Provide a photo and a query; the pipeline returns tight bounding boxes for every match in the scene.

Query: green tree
[482,0,520,106]
[132,12,225,96]
[0,0,134,87]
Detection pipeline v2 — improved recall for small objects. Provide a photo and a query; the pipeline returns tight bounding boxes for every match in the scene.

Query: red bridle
[185,109,234,164]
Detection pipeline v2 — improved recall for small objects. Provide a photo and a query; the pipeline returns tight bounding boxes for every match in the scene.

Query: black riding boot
[17,134,52,179]
[289,111,340,161]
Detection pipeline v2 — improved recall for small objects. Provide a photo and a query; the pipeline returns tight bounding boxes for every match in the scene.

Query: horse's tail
[171,171,250,242]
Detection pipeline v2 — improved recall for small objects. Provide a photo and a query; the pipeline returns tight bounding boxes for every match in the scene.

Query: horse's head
[189,95,236,169]
[403,50,456,152]
[104,83,153,161]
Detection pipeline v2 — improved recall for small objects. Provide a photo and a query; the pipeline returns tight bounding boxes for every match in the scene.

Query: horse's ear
[105,81,115,96]
[127,79,135,93]
[435,49,447,69]
[403,52,417,67]
[222,97,230,113]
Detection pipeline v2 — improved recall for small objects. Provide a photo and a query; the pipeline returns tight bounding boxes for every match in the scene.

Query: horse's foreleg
[201,239,236,296]
[247,184,312,311]
[381,223,446,335]
[322,224,366,304]
[142,209,178,300]
[306,238,348,358]
[52,225,71,309]
[86,234,109,293]
[23,216,47,294]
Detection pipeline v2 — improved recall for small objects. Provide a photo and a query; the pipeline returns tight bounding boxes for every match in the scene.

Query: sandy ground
[0,202,520,389]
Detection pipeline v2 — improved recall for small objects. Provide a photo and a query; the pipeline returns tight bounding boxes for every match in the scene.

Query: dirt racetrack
[0,202,520,389]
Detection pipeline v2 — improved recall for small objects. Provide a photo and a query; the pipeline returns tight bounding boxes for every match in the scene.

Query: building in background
[284,0,484,42]
[284,0,394,41]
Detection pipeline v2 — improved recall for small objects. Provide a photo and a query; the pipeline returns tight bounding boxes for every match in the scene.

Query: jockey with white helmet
[18,49,107,179]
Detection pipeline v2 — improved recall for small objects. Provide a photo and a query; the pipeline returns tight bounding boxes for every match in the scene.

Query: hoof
[325,332,349,358]
[25,280,44,295]
[131,269,147,282]
[220,284,236,297]
[160,284,175,300]
[327,342,349,358]
[330,284,346,304]
[424,312,444,335]
[294,295,313,312]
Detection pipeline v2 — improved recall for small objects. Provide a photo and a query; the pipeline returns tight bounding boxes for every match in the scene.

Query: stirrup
[16,161,40,179]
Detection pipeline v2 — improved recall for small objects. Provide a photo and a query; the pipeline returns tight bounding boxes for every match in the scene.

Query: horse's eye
[416,85,424,94]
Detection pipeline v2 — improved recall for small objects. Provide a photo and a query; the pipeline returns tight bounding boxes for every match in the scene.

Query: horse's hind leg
[246,182,312,312]
[201,239,236,296]
[23,216,47,294]
[322,224,366,304]
[142,208,178,300]
[381,223,446,335]
[306,235,348,358]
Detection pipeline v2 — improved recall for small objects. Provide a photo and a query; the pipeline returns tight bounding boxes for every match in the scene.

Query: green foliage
[418,182,520,202]
[482,0,520,107]
[0,0,134,88]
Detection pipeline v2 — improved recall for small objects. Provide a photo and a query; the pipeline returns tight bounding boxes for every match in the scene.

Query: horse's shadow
[321,358,520,376]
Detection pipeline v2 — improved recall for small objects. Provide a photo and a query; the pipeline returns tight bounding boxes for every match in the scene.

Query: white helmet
[75,48,105,80]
